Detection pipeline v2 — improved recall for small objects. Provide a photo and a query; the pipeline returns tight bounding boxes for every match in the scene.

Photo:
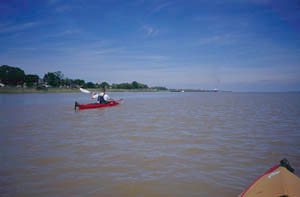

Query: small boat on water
[75,99,123,110]
[239,159,300,197]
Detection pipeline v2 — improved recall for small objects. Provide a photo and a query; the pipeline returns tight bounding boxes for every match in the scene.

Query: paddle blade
[118,98,124,104]
[80,88,91,94]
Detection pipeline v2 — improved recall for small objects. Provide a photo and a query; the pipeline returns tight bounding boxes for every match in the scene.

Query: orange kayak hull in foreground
[239,160,300,197]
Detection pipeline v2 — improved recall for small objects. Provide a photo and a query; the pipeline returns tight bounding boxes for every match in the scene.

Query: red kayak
[75,99,123,110]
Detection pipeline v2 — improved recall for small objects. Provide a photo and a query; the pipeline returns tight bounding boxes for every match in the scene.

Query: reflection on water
[1,92,300,196]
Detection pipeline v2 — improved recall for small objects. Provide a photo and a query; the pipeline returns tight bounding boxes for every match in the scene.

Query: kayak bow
[239,159,300,197]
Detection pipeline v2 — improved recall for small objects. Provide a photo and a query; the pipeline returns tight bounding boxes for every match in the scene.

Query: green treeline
[0,65,167,90]
[0,65,27,86]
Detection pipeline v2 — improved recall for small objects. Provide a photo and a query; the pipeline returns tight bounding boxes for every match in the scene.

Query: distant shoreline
[0,87,224,94]
[0,87,163,94]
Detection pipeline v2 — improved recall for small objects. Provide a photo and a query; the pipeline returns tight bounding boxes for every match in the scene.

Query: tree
[85,82,95,88]
[111,83,118,89]
[43,72,59,87]
[63,78,73,87]
[110,81,149,89]
[132,81,139,89]
[138,82,148,89]
[152,86,168,90]
[73,79,85,87]
[0,65,25,86]
[117,83,133,89]
[131,81,148,89]
[99,82,110,88]
[24,74,39,87]
[43,71,64,87]
[55,71,64,81]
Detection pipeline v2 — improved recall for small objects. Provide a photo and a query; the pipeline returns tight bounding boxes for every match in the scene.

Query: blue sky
[1,0,300,91]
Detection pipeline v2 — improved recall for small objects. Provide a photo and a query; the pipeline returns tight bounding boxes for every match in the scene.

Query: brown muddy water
[1,92,300,196]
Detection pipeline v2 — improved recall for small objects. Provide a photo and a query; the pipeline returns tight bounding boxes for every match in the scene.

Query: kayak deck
[75,99,123,110]
[239,159,300,197]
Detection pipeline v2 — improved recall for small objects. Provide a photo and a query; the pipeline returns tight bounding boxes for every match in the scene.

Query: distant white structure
[181,90,185,92]
[0,83,5,87]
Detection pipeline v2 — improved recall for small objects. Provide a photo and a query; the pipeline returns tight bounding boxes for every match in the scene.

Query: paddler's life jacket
[97,93,108,104]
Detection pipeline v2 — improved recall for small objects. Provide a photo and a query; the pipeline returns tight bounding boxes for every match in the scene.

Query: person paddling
[91,88,112,104]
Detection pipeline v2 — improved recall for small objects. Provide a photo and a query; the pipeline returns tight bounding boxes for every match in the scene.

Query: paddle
[80,87,98,99]
[79,88,91,94]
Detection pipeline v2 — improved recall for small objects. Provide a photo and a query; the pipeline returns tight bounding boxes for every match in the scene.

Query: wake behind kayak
[75,99,123,110]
